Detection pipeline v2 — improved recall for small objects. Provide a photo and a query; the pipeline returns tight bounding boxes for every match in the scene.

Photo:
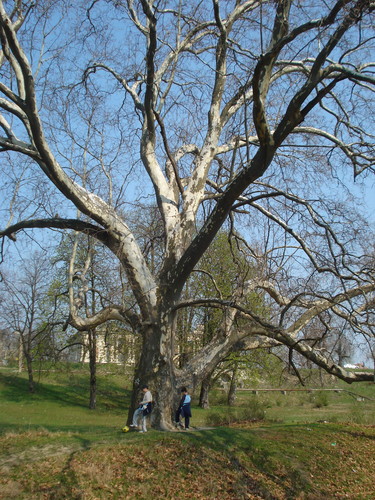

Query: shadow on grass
[336,426,375,441]
[0,372,131,411]
[0,372,84,406]
[177,426,258,453]
[177,423,328,468]
[173,426,309,497]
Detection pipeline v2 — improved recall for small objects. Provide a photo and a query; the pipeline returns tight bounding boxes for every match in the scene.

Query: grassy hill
[0,365,374,499]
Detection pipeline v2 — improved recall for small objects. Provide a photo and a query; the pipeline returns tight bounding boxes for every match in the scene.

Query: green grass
[0,367,130,446]
[1,366,374,499]
[189,379,375,428]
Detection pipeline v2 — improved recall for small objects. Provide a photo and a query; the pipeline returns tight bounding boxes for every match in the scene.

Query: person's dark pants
[184,414,190,429]
[175,408,190,428]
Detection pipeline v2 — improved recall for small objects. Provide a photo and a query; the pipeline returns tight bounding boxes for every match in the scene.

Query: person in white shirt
[130,385,153,433]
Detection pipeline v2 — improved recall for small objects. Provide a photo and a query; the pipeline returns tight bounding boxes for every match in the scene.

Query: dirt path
[0,443,79,473]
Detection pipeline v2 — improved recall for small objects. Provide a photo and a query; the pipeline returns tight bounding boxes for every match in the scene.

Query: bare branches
[126,0,149,36]
[0,217,110,245]
[83,63,144,113]
[173,284,375,383]
[252,0,292,148]
[67,231,130,331]
[293,126,375,176]
[274,0,375,145]
[154,109,184,196]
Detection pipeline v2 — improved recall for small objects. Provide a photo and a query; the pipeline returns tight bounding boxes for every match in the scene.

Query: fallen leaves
[1,423,374,499]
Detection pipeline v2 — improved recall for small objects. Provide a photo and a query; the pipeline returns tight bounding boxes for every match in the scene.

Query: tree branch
[0,218,111,246]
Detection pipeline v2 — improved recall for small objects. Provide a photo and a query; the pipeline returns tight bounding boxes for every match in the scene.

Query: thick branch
[170,146,276,292]
[252,0,292,147]
[0,218,110,246]
[273,328,374,383]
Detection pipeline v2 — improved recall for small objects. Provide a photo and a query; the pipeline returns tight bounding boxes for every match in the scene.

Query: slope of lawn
[0,365,374,499]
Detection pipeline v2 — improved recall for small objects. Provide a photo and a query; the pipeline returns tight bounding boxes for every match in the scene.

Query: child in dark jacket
[175,386,192,429]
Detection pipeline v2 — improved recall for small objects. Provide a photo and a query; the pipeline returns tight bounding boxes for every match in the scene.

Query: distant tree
[333,331,353,367]
[176,232,264,361]
[53,230,133,408]
[0,252,54,392]
[0,327,21,369]
[175,231,270,405]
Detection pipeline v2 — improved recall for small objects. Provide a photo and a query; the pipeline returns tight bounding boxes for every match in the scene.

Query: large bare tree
[0,0,374,429]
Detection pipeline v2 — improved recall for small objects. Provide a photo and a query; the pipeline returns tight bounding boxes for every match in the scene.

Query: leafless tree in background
[0,252,52,392]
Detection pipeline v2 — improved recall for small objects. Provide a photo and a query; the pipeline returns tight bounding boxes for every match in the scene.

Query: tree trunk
[199,375,211,409]
[126,323,178,431]
[319,367,324,387]
[126,315,277,429]
[18,334,23,373]
[227,362,238,406]
[126,327,238,429]
[88,329,97,410]
[24,352,35,393]
[80,343,88,363]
